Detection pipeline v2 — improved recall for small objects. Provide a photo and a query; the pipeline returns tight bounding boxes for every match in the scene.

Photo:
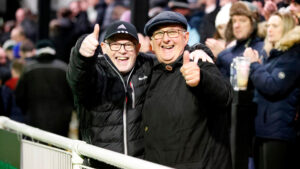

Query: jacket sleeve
[249,58,300,98]
[66,35,102,106]
[197,61,233,107]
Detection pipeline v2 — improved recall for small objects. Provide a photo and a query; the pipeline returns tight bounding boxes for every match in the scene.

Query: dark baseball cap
[144,11,188,37]
[104,21,139,43]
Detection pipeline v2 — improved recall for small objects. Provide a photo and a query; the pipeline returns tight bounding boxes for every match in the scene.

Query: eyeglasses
[152,29,186,40]
[106,42,135,51]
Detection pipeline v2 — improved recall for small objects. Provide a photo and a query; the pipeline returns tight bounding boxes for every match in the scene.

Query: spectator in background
[262,0,278,20]
[86,0,106,30]
[3,59,24,122]
[15,8,37,43]
[5,59,24,91]
[0,47,11,84]
[101,0,122,28]
[289,0,300,22]
[243,12,300,169]
[19,39,35,61]
[142,11,232,169]
[111,4,129,22]
[120,9,131,22]
[168,0,201,45]
[10,26,27,43]
[69,0,90,37]
[79,0,89,12]
[197,0,220,43]
[15,40,73,137]
[148,0,168,19]
[205,3,235,59]
[10,26,28,59]
[49,8,78,63]
[0,20,16,45]
[0,69,22,122]
[215,2,264,168]
[216,1,264,78]
[99,0,127,41]
[2,39,16,61]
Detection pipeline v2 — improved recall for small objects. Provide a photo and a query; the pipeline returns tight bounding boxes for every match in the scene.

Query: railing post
[72,151,84,169]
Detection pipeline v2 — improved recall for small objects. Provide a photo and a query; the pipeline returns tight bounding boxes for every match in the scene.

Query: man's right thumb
[93,24,100,39]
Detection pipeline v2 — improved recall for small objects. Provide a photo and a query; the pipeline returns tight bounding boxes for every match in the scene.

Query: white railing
[0,116,173,169]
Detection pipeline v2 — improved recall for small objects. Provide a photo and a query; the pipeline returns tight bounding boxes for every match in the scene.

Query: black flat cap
[144,11,188,37]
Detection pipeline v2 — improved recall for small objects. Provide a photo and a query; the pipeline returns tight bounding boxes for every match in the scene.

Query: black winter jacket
[142,53,233,169]
[67,36,153,160]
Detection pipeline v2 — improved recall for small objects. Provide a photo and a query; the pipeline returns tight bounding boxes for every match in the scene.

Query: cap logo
[118,24,127,29]
[117,30,128,34]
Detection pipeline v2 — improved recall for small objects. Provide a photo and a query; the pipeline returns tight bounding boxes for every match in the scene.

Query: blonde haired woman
[244,12,300,169]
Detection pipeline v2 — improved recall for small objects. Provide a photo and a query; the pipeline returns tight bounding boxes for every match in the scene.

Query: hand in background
[205,38,225,60]
[244,47,261,64]
[189,49,214,64]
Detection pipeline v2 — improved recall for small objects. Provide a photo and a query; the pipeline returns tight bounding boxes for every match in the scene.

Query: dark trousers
[231,91,256,169]
[253,138,297,169]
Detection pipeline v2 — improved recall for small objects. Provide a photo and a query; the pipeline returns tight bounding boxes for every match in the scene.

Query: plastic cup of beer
[236,57,250,90]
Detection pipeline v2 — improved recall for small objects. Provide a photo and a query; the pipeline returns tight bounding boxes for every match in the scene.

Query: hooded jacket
[67,35,153,161]
[250,26,300,141]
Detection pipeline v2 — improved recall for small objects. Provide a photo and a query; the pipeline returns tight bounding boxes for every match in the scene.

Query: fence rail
[0,116,173,169]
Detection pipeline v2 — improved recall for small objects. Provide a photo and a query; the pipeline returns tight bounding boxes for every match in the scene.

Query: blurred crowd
[0,0,300,169]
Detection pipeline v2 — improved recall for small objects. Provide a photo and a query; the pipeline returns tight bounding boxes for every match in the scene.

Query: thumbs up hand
[79,24,100,57]
[180,50,201,87]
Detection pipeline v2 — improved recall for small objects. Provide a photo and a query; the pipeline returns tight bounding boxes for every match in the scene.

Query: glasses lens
[167,30,179,38]
[153,32,163,40]
[153,30,182,39]
[124,43,134,51]
[110,43,121,51]
[109,43,134,51]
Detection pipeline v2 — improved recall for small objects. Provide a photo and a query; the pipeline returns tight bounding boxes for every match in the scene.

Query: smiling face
[232,15,253,40]
[150,24,189,64]
[101,34,140,74]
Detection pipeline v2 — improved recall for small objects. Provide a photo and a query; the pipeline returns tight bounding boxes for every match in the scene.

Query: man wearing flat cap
[142,11,233,169]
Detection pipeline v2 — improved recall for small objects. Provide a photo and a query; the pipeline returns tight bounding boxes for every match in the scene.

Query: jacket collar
[274,26,300,51]
[153,53,184,72]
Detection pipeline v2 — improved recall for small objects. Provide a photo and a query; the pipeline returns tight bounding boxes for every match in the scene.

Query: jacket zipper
[103,54,135,155]
[130,82,135,109]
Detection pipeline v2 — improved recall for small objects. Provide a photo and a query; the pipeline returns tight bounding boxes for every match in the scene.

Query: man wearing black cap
[67,21,153,168]
[142,11,232,169]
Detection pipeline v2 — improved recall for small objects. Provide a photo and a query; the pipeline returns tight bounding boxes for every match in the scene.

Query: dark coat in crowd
[0,62,12,84]
[0,85,23,122]
[142,46,233,169]
[250,27,300,141]
[216,35,264,78]
[67,35,154,167]
[15,53,73,137]
[198,6,220,44]
[50,18,78,63]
